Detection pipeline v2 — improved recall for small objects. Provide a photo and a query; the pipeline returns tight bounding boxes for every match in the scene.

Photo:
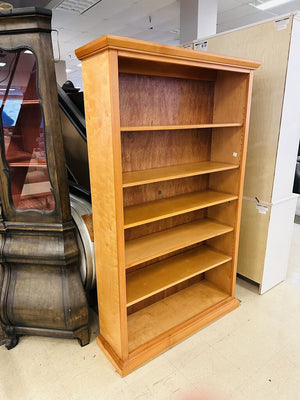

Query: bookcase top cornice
[75,34,260,70]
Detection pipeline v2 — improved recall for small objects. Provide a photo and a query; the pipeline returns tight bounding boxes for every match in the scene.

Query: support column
[180,0,218,44]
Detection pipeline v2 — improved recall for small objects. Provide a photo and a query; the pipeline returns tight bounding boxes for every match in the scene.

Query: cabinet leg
[0,327,19,350]
[75,327,89,347]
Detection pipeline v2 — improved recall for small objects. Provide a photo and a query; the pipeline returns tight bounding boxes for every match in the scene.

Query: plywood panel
[205,261,233,294]
[209,169,240,196]
[124,210,205,241]
[207,19,292,201]
[237,199,270,284]
[121,129,211,172]
[127,280,229,352]
[119,73,214,126]
[123,176,208,207]
[213,71,248,124]
[211,127,243,165]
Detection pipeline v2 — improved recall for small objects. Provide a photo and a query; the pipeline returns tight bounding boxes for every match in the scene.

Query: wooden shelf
[127,279,229,352]
[127,245,231,306]
[125,218,233,268]
[9,161,47,167]
[124,190,238,229]
[120,123,243,132]
[123,161,239,188]
[22,99,40,105]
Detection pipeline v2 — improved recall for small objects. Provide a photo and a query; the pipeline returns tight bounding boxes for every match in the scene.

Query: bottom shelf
[127,279,230,352]
[97,280,239,376]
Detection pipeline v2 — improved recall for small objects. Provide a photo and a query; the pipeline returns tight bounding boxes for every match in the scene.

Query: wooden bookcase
[76,35,259,375]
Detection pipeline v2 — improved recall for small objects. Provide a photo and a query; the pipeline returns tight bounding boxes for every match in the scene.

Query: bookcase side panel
[230,72,254,294]
[81,50,128,358]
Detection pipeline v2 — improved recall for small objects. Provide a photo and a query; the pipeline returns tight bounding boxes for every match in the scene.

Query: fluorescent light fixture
[0,88,15,91]
[56,0,102,14]
[0,62,6,67]
[251,0,293,10]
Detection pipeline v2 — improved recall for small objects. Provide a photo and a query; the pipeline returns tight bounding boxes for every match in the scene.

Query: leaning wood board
[76,35,260,376]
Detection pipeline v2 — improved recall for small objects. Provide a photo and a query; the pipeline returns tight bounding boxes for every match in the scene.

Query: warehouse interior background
[0,1,300,399]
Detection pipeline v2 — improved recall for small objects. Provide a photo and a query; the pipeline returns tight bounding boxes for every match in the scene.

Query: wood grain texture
[209,169,240,196]
[77,35,258,374]
[127,280,230,352]
[213,71,248,125]
[123,161,239,187]
[118,56,218,81]
[123,176,208,208]
[121,123,242,131]
[124,190,238,228]
[124,210,205,241]
[119,74,214,127]
[0,11,88,347]
[75,34,260,70]
[206,20,288,201]
[81,50,128,358]
[211,127,243,165]
[125,218,233,268]
[205,261,233,294]
[121,129,211,173]
[127,275,203,315]
[126,246,232,306]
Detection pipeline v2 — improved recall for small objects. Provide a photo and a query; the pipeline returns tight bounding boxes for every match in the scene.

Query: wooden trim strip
[75,34,261,70]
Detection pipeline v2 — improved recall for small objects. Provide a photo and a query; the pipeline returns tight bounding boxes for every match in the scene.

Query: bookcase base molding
[98,296,239,376]
[76,35,259,375]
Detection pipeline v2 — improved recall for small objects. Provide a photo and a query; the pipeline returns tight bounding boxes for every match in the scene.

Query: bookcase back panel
[123,176,208,207]
[119,73,214,126]
[124,210,205,241]
[118,56,218,81]
[127,275,203,315]
[121,129,211,172]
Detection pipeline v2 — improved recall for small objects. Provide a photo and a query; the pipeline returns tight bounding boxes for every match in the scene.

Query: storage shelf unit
[76,35,259,376]
[120,123,243,131]
[122,161,239,187]
[125,218,233,268]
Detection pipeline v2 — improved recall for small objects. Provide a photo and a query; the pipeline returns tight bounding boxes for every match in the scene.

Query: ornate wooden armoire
[0,8,89,348]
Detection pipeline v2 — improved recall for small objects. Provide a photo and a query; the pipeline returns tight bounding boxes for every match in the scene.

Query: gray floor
[1,224,300,400]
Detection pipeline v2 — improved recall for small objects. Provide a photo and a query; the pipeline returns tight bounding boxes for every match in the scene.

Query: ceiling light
[55,0,102,15]
[0,62,6,67]
[250,0,293,10]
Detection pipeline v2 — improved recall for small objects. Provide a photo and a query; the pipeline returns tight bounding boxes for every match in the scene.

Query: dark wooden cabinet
[0,8,89,348]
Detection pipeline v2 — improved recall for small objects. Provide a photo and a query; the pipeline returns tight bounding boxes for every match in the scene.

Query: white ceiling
[49,0,300,87]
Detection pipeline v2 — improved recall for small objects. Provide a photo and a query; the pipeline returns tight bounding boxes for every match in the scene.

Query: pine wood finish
[76,35,259,375]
